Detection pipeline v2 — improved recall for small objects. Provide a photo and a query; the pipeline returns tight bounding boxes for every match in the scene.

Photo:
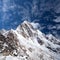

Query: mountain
[0,21,60,60]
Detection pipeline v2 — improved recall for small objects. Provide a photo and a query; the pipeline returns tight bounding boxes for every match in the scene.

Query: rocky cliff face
[0,21,60,60]
[0,31,19,56]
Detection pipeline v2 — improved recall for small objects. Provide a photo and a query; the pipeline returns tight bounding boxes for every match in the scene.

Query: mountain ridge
[0,21,60,60]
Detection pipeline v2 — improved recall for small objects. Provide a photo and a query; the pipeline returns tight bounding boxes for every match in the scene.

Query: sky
[0,0,60,39]
[0,0,32,29]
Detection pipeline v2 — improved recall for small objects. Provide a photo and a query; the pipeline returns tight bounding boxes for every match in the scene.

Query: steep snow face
[0,21,60,60]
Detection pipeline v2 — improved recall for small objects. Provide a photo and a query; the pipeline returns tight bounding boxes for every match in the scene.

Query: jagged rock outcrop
[0,31,19,56]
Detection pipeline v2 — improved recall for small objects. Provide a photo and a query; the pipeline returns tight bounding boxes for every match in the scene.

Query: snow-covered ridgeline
[0,21,60,60]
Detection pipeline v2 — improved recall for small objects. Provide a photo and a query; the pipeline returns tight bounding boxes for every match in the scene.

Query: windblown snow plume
[0,21,60,60]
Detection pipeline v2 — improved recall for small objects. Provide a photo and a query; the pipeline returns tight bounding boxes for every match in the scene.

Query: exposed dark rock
[47,46,57,53]
[0,32,19,56]
[37,37,44,45]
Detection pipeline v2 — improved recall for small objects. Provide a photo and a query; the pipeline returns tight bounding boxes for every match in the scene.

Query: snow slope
[0,21,60,60]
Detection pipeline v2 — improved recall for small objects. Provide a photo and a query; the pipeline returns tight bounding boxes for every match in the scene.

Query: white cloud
[31,22,40,29]
[54,17,60,22]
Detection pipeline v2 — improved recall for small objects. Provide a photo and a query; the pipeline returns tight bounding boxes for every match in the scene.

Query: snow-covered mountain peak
[16,21,37,38]
[0,21,60,60]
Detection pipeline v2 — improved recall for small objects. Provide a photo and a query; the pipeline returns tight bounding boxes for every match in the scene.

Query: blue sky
[0,0,60,39]
[0,0,32,29]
